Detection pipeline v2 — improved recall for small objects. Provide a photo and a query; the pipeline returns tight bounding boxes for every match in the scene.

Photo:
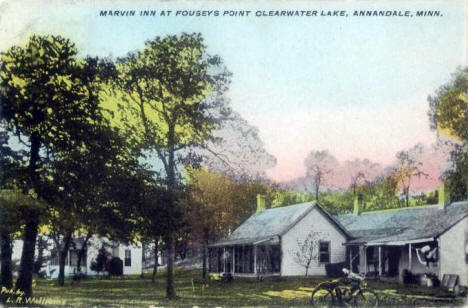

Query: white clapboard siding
[281,207,347,276]
[439,216,468,286]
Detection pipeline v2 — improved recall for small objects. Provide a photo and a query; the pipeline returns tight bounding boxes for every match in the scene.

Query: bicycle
[310,268,379,307]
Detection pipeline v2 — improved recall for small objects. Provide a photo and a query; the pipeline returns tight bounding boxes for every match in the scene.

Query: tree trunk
[314,175,321,201]
[76,233,91,273]
[202,230,209,279]
[404,187,408,207]
[140,242,146,279]
[166,234,176,299]
[165,127,176,299]
[58,231,73,286]
[1,230,13,290]
[151,241,159,283]
[15,132,41,298]
[15,218,39,298]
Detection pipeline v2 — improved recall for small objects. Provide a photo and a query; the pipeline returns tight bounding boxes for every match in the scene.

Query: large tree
[428,68,468,142]
[42,123,137,286]
[428,69,468,200]
[0,35,108,296]
[36,56,137,286]
[114,33,231,298]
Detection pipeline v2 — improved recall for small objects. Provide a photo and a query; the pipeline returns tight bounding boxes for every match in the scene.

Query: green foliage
[0,189,46,235]
[114,33,232,172]
[356,175,400,211]
[0,35,115,224]
[428,68,468,141]
[319,191,353,214]
[319,175,401,214]
[444,149,468,201]
[0,36,105,153]
[113,33,233,298]
[428,69,468,201]
[0,35,143,295]
[270,189,313,207]
[187,169,314,245]
[90,248,109,274]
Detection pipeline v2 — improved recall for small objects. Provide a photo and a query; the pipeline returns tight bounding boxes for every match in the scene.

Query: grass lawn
[26,268,466,307]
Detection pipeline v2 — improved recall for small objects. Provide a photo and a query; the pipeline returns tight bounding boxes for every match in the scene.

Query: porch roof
[337,201,468,246]
[208,235,280,247]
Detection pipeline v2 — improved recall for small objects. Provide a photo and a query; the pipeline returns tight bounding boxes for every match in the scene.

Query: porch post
[349,247,353,270]
[364,246,367,275]
[378,246,382,277]
[437,238,441,279]
[223,247,226,272]
[408,244,412,271]
[253,245,257,274]
[232,246,235,274]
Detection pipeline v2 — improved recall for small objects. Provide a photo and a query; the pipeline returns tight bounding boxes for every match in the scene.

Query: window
[319,242,330,263]
[124,249,131,267]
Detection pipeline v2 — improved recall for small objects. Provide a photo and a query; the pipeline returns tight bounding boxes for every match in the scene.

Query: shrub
[108,257,123,276]
[91,247,109,274]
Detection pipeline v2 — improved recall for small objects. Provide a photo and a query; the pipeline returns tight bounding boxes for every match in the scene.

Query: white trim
[363,237,435,246]
[253,236,279,245]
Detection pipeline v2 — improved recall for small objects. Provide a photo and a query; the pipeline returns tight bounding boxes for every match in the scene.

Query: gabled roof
[336,201,468,245]
[210,202,350,247]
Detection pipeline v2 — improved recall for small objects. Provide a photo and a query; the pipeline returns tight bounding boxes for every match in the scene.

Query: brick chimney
[256,194,267,213]
[353,194,363,215]
[438,181,451,206]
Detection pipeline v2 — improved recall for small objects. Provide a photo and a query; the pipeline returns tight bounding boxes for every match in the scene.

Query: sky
[0,0,466,185]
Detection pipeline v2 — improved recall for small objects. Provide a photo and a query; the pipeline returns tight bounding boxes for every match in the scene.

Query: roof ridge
[260,201,315,212]
[338,203,445,217]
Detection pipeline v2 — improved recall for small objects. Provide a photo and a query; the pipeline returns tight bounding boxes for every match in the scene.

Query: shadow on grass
[32,269,466,307]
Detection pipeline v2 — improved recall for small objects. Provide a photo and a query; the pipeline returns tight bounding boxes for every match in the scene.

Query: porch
[48,249,88,278]
[346,238,439,282]
[208,237,282,277]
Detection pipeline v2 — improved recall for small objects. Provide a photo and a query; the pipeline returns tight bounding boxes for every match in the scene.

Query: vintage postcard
[0,0,467,307]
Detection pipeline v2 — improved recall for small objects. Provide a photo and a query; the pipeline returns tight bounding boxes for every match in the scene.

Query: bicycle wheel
[310,287,335,307]
[353,288,379,307]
